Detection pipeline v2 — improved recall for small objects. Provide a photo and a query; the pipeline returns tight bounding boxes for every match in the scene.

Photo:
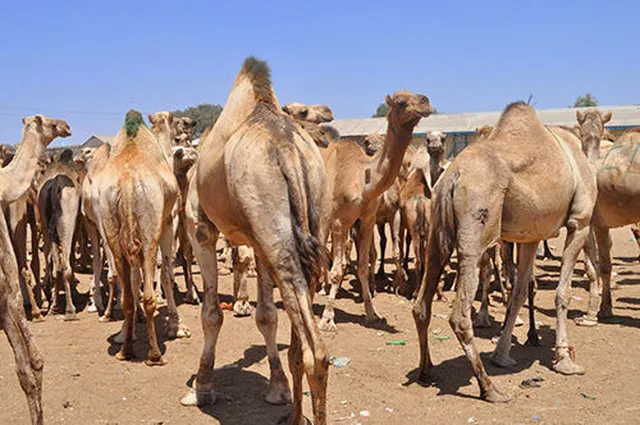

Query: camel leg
[356,214,383,324]
[179,219,199,304]
[85,219,104,313]
[553,226,590,375]
[254,257,291,404]
[59,217,79,321]
[542,239,558,260]
[391,211,407,291]
[14,219,43,321]
[114,257,135,362]
[319,221,346,332]
[181,222,221,406]
[139,246,165,365]
[218,237,232,276]
[98,226,119,322]
[232,246,253,317]
[491,242,537,367]
[474,250,493,328]
[154,250,166,306]
[595,226,614,319]
[3,293,45,425]
[404,232,412,272]
[575,229,600,326]
[376,222,387,277]
[159,222,190,340]
[27,206,43,309]
[632,224,640,262]
[491,245,508,305]
[524,276,540,346]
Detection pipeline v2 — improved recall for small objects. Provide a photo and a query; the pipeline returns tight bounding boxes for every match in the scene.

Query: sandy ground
[1,228,640,425]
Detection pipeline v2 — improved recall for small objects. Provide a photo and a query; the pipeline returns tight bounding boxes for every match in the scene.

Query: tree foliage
[172,103,223,137]
[372,103,388,118]
[573,93,598,108]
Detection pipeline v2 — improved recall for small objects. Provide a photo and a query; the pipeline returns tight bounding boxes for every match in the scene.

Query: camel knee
[449,311,473,344]
[202,305,223,330]
[255,306,277,331]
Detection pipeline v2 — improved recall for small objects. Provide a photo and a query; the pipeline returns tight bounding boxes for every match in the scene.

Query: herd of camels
[1,56,639,425]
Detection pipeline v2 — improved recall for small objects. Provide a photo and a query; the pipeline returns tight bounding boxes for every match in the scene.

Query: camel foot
[483,386,512,403]
[63,313,79,322]
[473,313,492,328]
[156,295,166,307]
[233,300,253,317]
[167,322,191,339]
[598,307,613,320]
[218,267,232,276]
[365,305,384,325]
[435,294,449,302]
[115,349,134,361]
[318,317,337,332]
[525,331,541,347]
[574,316,598,327]
[87,302,98,313]
[265,380,292,405]
[32,314,45,323]
[515,316,524,327]
[247,268,257,278]
[185,290,200,305]
[490,350,517,368]
[277,414,311,425]
[145,356,167,367]
[180,387,216,407]
[99,314,114,323]
[553,357,585,375]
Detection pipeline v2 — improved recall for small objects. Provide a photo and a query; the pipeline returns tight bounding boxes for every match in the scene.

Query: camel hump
[239,56,275,105]
[123,109,147,138]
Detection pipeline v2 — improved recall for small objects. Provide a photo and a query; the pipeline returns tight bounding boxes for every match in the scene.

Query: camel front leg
[319,221,346,332]
[232,246,253,317]
[391,210,407,291]
[474,250,493,328]
[254,257,291,405]
[356,214,383,324]
[553,226,590,375]
[376,222,387,277]
[85,218,104,313]
[575,229,600,326]
[595,225,614,319]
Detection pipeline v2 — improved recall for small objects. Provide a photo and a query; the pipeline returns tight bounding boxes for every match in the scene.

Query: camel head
[73,147,95,170]
[354,134,384,156]
[475,125,494,141]
[576,109,612,158]
[176,117,197,145]
[0,144,15,166]
[173,146,199,174]
[58,148,74,164]
[385,91,433,130]
[295,120,340,148]
[283,102,334,124]
[22,115,72,145]
[148,111,178,143]
[426,131,447,157]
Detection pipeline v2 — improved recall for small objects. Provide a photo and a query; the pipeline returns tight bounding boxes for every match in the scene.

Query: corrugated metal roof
[330,104,640,136]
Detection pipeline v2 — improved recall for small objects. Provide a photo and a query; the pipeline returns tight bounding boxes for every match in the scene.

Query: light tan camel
[37,161,81,320]
[412,102,598,403]
[282,102,334,124]
[320,91,433,331]
[180,57,330,425]
[93,110,190,365]
[0,114,71,425]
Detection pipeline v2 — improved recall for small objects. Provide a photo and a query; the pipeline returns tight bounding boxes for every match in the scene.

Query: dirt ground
[1,227,640,425]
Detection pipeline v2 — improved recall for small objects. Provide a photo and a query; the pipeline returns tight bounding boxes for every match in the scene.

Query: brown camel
[412,102,598,403]
[320,91,433,331]
[180,57,330,425]
[93,110,190,366]
[37,161,81,320]
[0,114,71,425]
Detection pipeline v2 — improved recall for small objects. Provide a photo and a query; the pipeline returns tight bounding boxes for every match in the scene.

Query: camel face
[475,125,494,141]
[149,112,177,144]
[386,91,433,128]
[176,117,197,144]
[73,148,95,169]
[173,146,198,173]
[283,102,334,124]
[426,131,447,156]
[22,115,72,141]
[577,109,612,152]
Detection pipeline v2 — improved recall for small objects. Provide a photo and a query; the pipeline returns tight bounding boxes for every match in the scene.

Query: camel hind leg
[159,221,190,339]
[85,218,104,314]
[232,246,253,317]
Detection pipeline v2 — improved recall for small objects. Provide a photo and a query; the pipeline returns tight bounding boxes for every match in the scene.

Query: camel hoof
[525,333,541,347]
[233,300,253,317]
[483,387,512,403]
[185,291,201,305]
[473,314,492,328]
[87,303,98,313]
[63,313,79,322]
[115,350,133,361]
[265,382,292,405]
[31,314,45,323]
[99,315,114,323]
[515,316,524,327]
[145,356,167,367]
[218,267,232,276]
[574,316,598,327]
[318,318,337,332]
[365,311,385,325]
[553,357,585,375]
[490,351,517,368]
[180,387,216,407]
[168,323,191,339]
[597,308,613,320]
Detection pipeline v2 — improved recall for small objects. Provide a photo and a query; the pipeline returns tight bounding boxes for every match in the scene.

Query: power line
[0,106,124,116]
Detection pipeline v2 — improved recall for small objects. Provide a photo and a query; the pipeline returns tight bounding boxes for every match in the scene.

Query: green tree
[172,103,223,137]
[372,103,388,118]
[573,93,598,108]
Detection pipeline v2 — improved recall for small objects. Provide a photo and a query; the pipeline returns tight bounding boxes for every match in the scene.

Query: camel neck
[0,129,46,205]
[429,151,445,187]
[581,135,601,164]
[365,118,414,199]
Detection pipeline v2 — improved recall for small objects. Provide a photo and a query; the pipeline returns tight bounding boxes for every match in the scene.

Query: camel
[320,92,433,331]
[282,102,334,124]
[93,110,190,366]
[0,114,71,425]
[412,101,598,403]
[179,57,330,425]
[37,161,81,320]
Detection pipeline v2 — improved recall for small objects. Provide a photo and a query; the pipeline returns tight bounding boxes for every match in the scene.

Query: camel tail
[428,171,456,267]
[117,181,143,266]
[278,145,327,286]
[44,180,64,245]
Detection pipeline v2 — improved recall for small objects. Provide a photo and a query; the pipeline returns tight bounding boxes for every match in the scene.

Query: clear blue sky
[1,0,638,146]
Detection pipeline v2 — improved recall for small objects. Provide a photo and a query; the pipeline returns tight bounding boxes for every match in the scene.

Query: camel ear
[299,108,308,119]
[602,111,612,124]
[148,114,156,124]
[166,112,174,125]
[441,132,447,141]
[385,95,393,106]
[173,147,184,160]
[576,110,585,125]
